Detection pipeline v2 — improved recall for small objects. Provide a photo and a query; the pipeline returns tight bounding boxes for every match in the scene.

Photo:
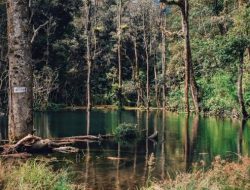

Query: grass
[0,159,72,190]
[142,156,250,190]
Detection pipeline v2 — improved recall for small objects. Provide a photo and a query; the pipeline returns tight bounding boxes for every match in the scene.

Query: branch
[160,0,182,6]
[31,21,49,44]
[160,26,183,38]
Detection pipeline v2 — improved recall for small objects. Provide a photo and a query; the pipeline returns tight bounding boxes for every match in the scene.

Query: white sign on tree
[13,87,27,93]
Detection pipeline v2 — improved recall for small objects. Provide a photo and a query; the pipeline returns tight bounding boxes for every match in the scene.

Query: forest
[0,0,250,189]
[0,0,249,117]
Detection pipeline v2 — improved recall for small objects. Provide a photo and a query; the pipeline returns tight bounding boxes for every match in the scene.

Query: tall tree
[117,0,123,108]
[161,13,167,108]
[160,0,200,114]
[7,0,33,141]
[85,0,92,111]
[142,11,150,109]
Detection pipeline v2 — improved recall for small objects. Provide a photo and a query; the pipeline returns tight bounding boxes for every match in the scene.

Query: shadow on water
[1,110,250,189]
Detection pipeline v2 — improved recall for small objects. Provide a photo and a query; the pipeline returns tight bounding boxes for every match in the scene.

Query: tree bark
[238,52,248,118]
[7,0,33,142]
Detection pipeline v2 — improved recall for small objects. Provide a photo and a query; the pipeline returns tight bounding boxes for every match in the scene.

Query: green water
[1,110,250,189]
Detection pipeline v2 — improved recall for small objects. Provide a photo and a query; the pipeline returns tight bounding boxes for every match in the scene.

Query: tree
[161,12,167,108]
[117,0,122,105]
[160,0,200,114]
[84,0,92,111]
[7,0,33,141]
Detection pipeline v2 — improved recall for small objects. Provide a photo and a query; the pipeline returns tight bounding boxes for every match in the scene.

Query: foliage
[199,71,238,115]
[0,0,250,116]
[113,123,139,140]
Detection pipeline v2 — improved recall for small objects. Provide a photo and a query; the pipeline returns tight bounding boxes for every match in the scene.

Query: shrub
[113,123,139,140]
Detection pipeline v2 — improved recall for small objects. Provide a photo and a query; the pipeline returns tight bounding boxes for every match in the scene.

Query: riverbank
[61,105,243,119]
[2,103,246,119]
[1,156,250,190]
[143,156,250,190]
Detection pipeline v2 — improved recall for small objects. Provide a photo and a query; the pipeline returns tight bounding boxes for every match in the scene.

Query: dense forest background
[0,0,250,116]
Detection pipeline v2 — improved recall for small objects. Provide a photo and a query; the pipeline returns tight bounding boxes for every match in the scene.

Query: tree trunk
[85,0,92,111]
[154,66,160,108]
[143,13,150,110]
[133,38,141,107]
[117,0,122,108]
[161,15,166,109]
[181,0,200,114]
[7,0,33,142]
[238,53,248,118]
[180,2,190,113]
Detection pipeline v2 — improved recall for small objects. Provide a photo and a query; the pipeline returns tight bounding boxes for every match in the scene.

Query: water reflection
[1,111,250,189]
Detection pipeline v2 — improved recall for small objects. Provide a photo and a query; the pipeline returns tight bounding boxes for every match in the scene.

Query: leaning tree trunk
[7,0,33,142]
[181,0,200,114]
[181,2,190,113]
[238,52,248,118]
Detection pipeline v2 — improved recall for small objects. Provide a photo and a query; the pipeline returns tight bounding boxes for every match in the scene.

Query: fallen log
[0,153,32,159]
[2,134,42,154]
[0,134,113,157]
[53,146,79,154]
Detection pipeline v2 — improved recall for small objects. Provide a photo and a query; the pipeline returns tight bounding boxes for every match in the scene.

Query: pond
[1,110,250,189]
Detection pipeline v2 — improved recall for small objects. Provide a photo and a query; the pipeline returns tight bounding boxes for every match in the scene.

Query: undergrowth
[143,156,250,190]
[0,160,71,190]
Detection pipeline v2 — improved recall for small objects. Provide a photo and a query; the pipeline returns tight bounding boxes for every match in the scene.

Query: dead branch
[53,146,79,154]
[31,20,49,44]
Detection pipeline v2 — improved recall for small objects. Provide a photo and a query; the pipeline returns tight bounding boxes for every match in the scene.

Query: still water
[1,110,250,189]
